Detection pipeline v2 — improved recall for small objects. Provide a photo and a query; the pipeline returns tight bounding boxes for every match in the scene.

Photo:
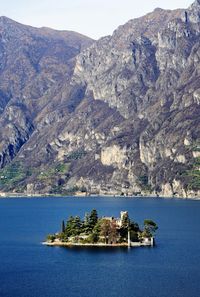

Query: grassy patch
[0,161,71,192]
[37,168,55,180]
[66,149,86,161]
[55,163,70,173]
[0,162,31,190]
[37,163,70,180]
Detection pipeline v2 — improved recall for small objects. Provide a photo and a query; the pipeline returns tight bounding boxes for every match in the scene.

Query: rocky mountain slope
[0,1,199,198]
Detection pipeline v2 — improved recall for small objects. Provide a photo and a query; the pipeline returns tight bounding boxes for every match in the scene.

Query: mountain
[0,16,94,191]
[0,1,199,198]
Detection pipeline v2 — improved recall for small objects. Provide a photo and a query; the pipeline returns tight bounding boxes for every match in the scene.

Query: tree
[100,219,111,244]
[129,220,140,232]
[65,216,83,237]
[88,209,98,231]
[86,220,101,244]
[143,219,158,237]
[61,220,65,233]
[89,232,99,243]
[93,219,101,234]
[108,220,118,244]
[83,212,91,234]
[130,230,139,242]
[73,216,83,235]
[121,212,130,229]
[47,234,56,242]
[100,219,118,244]
[58,232,68,242]
[65,216,74,237]
[120,212,130,240]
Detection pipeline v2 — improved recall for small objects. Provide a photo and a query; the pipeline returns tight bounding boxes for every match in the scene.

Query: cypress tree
[62,220,65,233]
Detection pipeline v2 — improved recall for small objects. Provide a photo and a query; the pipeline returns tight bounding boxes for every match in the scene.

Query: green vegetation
[46,210,158,246]
[0,160,72,193]
[55,163,70,173]
[50,185,83,196]
[138,175,153,193]
[37,168,55,180]
[62,220,65,233]
[38,163,70,180]
[0,162,31,191]
[36,162,72,195]
[47,234,56,242]
[191,142,200,152]
[66,149,86,161]
[184,157,200,191]
[143,219,158,238]
[178,141,200,191]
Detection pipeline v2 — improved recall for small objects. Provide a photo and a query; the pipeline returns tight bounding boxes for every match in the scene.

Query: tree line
[47,209,158,244]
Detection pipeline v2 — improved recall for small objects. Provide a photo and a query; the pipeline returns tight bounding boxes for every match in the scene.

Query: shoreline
[42,241,153,248]
[42,241,128,247]
[0,193,200,200]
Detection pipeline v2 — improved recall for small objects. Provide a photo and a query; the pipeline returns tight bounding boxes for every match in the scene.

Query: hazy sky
[0,0,193,39]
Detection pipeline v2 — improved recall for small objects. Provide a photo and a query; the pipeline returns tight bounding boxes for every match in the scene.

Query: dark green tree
[58,232,68,242]
[93,219,101,234]
[130,230,139,242]
[88,209,98,231]
[65,216,74,237]
[65,216,83,237]
[73,216,83,235]
[47,234,56,242]
[89,231,99,243]
[143,219,158,237]
[129,220,140,232]
[83,212,91,234]
[62,220,65,233]
[120,212,130,240]
[121,212,130,229]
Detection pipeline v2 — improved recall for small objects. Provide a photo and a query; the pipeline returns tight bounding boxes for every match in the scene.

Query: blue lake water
[0,197,200,297]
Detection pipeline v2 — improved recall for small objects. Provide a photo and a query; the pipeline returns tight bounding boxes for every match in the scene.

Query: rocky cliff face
[0,17,93,167]
[0,2,199,198]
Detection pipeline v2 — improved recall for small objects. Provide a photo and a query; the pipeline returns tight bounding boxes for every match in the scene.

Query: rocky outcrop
[0,17,93,166]
[101,145,127,168]
[0,2,199,198]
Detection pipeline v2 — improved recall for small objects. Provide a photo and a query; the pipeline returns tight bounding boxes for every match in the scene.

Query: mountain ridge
[0,1,199,198]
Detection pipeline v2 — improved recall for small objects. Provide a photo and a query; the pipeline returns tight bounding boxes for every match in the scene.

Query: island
[43,210,158,248]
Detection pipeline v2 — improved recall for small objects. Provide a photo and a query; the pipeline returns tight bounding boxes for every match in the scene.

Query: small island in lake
[44,210,158,247]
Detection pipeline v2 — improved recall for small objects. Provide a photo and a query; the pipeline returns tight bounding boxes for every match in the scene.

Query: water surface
[0,197,200,297]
